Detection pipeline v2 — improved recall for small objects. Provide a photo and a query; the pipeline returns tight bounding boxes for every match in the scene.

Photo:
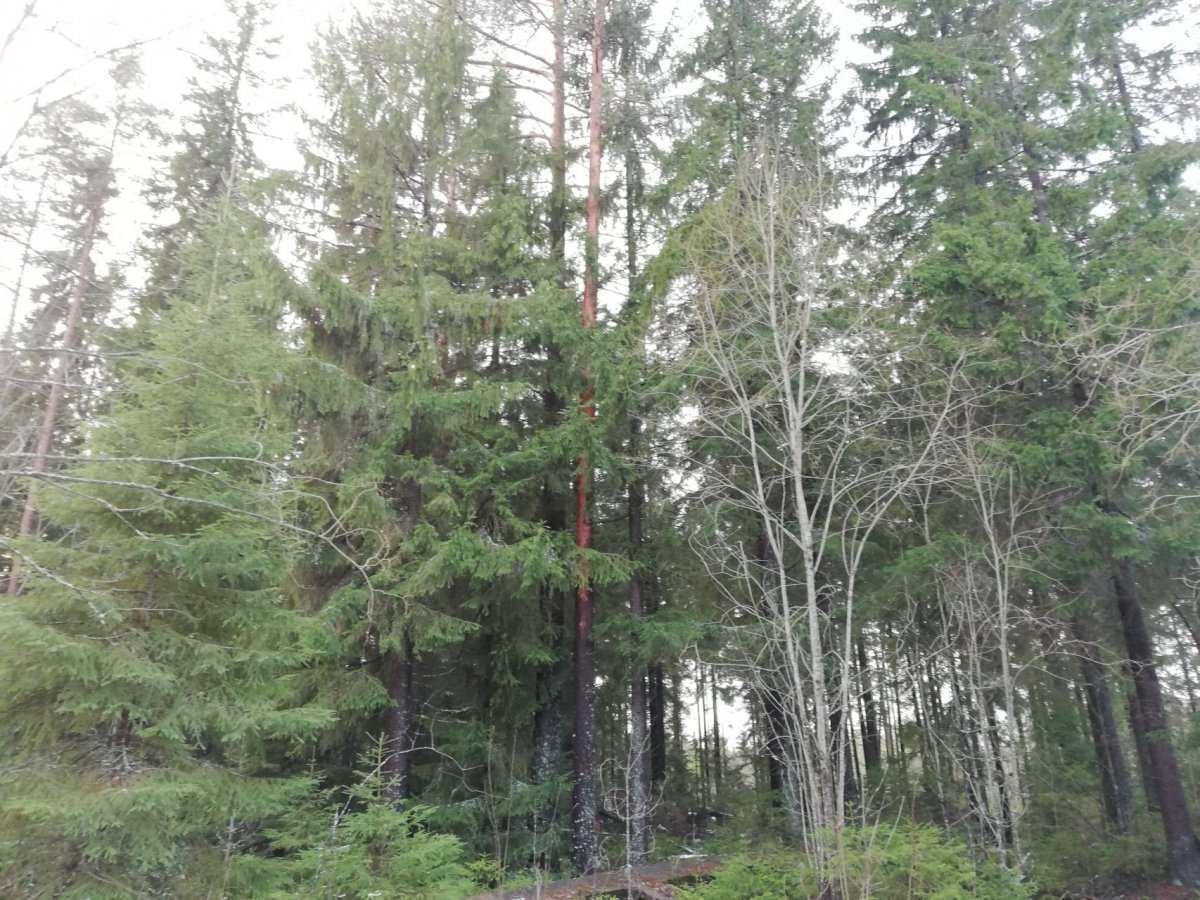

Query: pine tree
[2,56,152,592]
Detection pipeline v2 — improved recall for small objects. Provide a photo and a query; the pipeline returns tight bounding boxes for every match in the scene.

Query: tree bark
[1128,686,1161,811]
[1074,618,1134,834]
[649,663,667,785]
[761,687,787,798]
[857,634,881,772]
[571,0,604,875]
[1113,557,1200,885]
[382,631,414,806]
[8,164,106,595]
[628,417,650,863]
[710,665,722,793]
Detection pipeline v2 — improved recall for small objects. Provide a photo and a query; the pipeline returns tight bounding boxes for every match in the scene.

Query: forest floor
[1074,883,1199,900]
[466,859,1200,900]
[466,856,722,900]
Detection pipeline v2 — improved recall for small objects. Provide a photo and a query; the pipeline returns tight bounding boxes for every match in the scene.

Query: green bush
[829,824,1029,899]
[677,853,818,900]
[263,743,469,898]
[1027,822,1163,896]
[680,824,1030,900]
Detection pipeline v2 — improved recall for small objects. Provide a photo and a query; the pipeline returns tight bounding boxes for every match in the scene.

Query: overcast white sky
[1,0,870,168]
[0,0,870,328]
[1,0,358,173]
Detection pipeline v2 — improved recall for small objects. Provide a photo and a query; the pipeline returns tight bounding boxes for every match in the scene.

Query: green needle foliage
[0,205,332,896]
[1,0,1198,894]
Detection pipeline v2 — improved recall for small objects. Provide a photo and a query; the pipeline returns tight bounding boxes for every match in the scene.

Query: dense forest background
[2,0,1200,896]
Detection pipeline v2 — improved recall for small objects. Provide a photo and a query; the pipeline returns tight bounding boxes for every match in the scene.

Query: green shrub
[829,824,1029,899]
[680,824,1030,900]
[1027,821,1163,896]
[263,743,469,898]
[676,853,818,900]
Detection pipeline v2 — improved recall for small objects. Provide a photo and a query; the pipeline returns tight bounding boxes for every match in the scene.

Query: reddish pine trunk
[8,174,104,595]
[571,0,604,876]
[1113,558,1200,885]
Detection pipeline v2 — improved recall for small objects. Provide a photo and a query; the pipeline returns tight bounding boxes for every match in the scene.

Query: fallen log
[468,856,721,900]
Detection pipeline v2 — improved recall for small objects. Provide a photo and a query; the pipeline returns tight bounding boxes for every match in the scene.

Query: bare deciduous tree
[682,145,961,878]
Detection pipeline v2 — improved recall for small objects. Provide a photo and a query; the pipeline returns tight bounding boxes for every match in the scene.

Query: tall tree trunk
[710,665,722,794]
[1128,686,1161,811]
[8,167,105,595]
[627,416,650,863]
[985,702,1015,854]
[571,0,604,875]
[531,592,565,863]
[695,658,710,811]
[831,706,858,808]
[857,634,881,772]
[1074,618,1134,834]
[761,687,787,798]
[670,667,687,793]
[1113,557,1200,885]
[535,0,569,837]
[382,631,414,806]
[649,662,667,785]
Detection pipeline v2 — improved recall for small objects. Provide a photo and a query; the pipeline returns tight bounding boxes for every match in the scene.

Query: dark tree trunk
[532,497,568,864]
[949,657,985,844]
[670,667,687,792]
[382,632,414,806]
[984,702,1015,853]
[1128,686,1161,811]
[628,418,650,864]
[649,663,667,785]
[857,635,881,772]
[571,575,598,873]
[1113,557,1200,885]
[761,688,787,798]
[710,666,722,793]
[831,706,858,808]
[1074,618,1134,834]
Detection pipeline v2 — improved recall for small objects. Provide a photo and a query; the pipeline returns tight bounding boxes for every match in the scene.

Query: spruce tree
[292,1,618,872]
[858,0,1200,880]
[0,193,329,900]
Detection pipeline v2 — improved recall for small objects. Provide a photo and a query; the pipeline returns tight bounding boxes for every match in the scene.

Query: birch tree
[683,146,958,878]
